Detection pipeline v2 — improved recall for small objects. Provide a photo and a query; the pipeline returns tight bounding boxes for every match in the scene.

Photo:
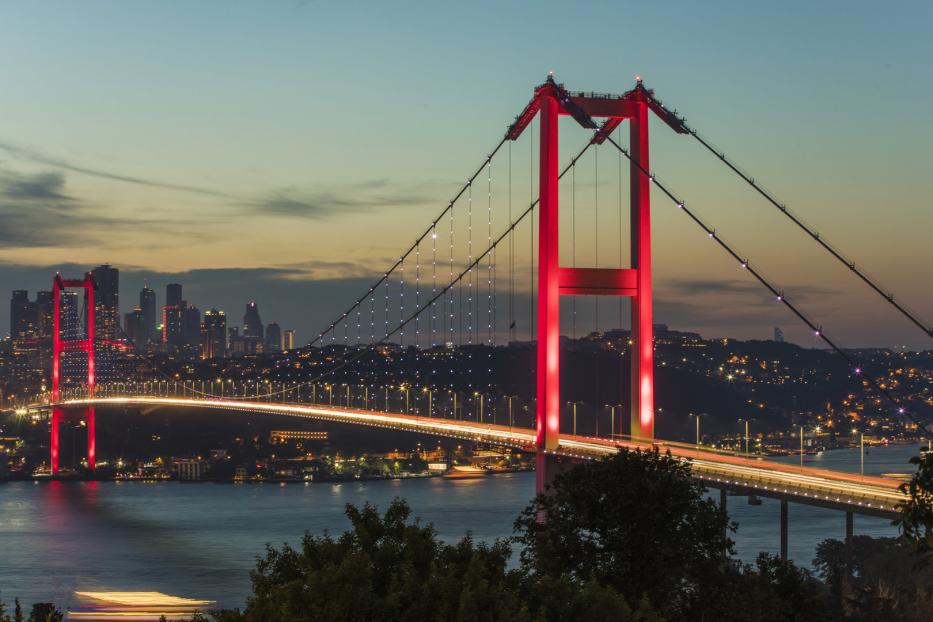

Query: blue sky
[1,1,931,347]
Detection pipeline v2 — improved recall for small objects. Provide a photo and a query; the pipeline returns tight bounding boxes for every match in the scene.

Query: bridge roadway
[57,395,905,519]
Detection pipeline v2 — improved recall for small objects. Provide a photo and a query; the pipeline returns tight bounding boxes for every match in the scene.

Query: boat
[444,465,488,479]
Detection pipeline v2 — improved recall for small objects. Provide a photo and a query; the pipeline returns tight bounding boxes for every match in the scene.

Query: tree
[730,553,828,621]
[217,499,530,621]
[815,535,933,620]
[894,451,933,551]
[514,447,734,618]
[26,604,61,622]
[202,498,658,622]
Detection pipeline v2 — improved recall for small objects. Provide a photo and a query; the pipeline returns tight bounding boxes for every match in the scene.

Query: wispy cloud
[243,183,436,219]
[0,166,215,248]
[0,140,235,199]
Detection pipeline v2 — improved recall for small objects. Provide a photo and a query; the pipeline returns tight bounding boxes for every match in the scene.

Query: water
[0,443,921,610]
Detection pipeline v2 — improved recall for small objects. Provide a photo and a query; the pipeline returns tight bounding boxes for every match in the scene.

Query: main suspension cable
[646,91,933,341]
[604,134,927,432]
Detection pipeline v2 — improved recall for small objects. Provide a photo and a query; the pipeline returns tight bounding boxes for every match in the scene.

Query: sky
[1,0,931,349]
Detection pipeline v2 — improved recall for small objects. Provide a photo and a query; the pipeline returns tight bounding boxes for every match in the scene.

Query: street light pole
[860,432,864,476]
[800,425,804,466]
[745,418,750,457]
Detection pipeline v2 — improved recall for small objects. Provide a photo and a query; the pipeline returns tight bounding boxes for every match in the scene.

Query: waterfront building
[176,459,207,481]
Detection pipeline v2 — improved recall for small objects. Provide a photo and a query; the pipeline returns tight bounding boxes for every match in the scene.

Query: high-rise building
[201,309,227,360]
[10,290,35,339]
[166,283,183,308]
[265,322,282,354]
[124,307,147,350]
[92,264,120,340]
[60,291,80,341]
[163,300,200,358]
[162,304,184,350]
[139,285,156,343]
[35,290,53,339]
[243,302,263,341]
[182,303,201,350]
[282,329,295,351]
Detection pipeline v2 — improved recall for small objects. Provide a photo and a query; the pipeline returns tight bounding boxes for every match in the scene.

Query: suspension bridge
[16,74,932,556]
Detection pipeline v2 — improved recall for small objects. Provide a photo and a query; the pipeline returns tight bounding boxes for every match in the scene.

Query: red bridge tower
[508,76,687,493]
[50,272,96,474]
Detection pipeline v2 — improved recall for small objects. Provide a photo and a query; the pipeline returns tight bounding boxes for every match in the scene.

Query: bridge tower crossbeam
[51,272,97,474]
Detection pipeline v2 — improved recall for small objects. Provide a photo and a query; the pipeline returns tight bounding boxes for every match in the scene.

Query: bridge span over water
[55,394,905,521]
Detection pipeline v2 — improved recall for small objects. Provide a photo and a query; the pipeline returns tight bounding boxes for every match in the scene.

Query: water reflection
[69,591,213,621]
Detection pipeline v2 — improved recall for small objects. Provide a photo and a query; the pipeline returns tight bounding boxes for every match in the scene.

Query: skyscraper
[201,309,227,359]
[282,329,295,351]
[35,290,53,339]
[124,307,147,350]
[162,299,200,358]
[166,283,182,308]
[139,285,156,343]
[92,264,120,340]
[265,322,282,354]
[10,290,34,339]
[243,302,263,341]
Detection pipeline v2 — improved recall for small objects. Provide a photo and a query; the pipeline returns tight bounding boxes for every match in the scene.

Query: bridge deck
[57,396,905,519]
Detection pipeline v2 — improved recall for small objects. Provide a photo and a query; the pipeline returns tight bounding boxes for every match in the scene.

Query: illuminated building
[35,290,53,339]
[10,290,35,339]
[265,322,282,354]
[243,302,263,341]
[166,283,182,308]
[176,459,207,481]
[162,301,201,358]
[139,285,156,343]
[282,329,295,350]
[92,264,120,340]
[123,307,147,350]
[269,430,328,443]
[201,309,227,359]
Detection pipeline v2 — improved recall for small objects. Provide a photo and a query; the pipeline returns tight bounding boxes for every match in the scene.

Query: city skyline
[1,1,931,349]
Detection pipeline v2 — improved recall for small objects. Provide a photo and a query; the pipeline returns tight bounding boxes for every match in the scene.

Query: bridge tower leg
[535,81,561,495]
[629,87,654,440]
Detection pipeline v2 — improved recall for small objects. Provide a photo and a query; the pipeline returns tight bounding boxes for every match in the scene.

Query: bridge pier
[844,511,853,582]
[780,500,789,561]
